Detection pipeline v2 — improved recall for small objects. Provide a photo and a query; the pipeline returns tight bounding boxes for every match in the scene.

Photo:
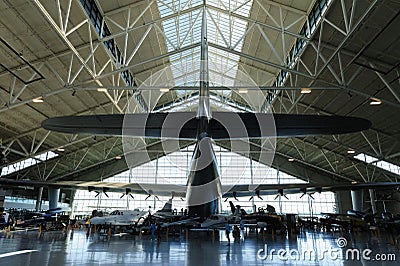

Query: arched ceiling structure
[0,0,399,194]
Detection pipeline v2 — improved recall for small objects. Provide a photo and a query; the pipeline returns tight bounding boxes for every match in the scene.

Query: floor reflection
[0,229,398,265]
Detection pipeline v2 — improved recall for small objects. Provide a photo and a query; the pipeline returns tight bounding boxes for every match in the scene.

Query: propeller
[145,191,159,201]
[274,189,288,200]
[299,188,314,199]
[300,192,315,200]
[102,187,109,198]
[89,186,109,198]
[224,191,239,202]
[249,190,263,201]
[233,191,239,201]
[300,188,307,198]
[120,188,134,199]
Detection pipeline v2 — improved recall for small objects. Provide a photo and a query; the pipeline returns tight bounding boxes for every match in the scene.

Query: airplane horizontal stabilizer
[42,112,371,139]
[210,112,371,139]
[42,113,198,138]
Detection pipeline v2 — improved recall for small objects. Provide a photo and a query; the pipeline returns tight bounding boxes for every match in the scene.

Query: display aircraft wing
[0,178,186,198]
[42,112,371,139]
[1,178,399,199]
[222,182,400,198]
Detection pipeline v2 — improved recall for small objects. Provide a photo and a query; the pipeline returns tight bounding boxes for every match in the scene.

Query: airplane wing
[0,178,186,198]
[42,112,371,139]
[222,182,400,198]
[161,217,200,228]
[1,178,399,199]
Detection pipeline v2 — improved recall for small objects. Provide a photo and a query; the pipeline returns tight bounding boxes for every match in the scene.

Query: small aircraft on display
[231,202,283,229]
[151,199,178,219]
[89,209,148,227]
[306,211,375,231]
[200,214,235,228]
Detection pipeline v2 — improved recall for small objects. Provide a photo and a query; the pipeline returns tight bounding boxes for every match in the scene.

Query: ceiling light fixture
[57,148,65,152]
[369,97,382,105]
[300,88,312,94]
[97,88,107,92]
[347,149,356,154]
[32,97,44,103]
[288,158,295,162]
[115,156,122,160]
[160,88,170,92]
[238,89,248,94]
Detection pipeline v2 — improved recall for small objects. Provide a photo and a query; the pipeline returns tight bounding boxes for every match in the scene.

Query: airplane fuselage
[186,130,222,218]
[185,7,223,219]
[90,209,147,226]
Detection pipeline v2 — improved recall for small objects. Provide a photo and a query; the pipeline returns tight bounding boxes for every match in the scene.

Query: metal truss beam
[206,4,309,41]
[209,42,314,79]
[32,0,127,113]
[91,43,200,82]
[275,93,400,161]
[314,0,380,79]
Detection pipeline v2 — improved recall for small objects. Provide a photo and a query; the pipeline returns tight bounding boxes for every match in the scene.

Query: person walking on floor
[225,223,231,246]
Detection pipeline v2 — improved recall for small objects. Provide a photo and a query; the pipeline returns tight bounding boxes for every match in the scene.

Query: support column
[48,187,60,210]
[351,190,363,212]
[35,187,43,211]
[336,191,352,214]
[69,190,76,217]
[369,189,377,214]
[61,193,66,203]
[0,195,4,209]
[0,189,5,212]
[250,158,256,213]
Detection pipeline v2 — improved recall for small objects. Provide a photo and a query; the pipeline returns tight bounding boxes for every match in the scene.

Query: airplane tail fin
[229,201,235,215]
[160,199,173,212]
[229,201,242,216]
[266,204,276,214]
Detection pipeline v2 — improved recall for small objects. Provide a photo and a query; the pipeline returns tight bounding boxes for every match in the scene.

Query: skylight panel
[1,151,58,176]
[156,0,253,101]
[169,46,201,89]
[354,153,378,164]
[157,1,202,97]
[375,161,400,175]
[206,4,251,94]
[158,0,176,18]
[354,153,400,176]
[207,0,253,17]
[208,46,239,89]
[158,0,203,18]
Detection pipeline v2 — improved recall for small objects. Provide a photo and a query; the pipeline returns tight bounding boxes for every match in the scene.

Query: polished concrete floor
[0,228,399,265]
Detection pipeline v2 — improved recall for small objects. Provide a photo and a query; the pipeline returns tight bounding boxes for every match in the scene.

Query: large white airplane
[90,209,148,226]
[2,8,394,220]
